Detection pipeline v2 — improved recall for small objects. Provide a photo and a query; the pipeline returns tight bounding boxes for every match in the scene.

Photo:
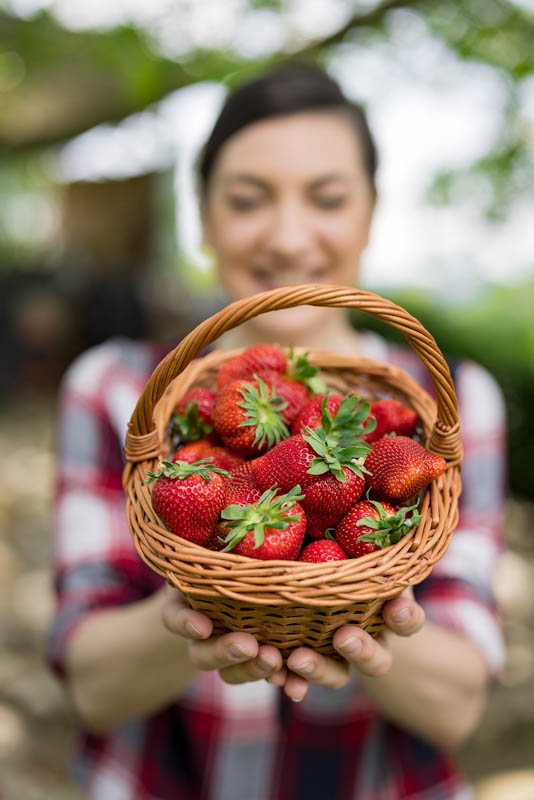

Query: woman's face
[202,111,376,338]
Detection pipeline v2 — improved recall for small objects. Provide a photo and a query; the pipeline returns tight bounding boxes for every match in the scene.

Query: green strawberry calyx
[219,484,304,552]
[237,376,290,449]
[145,458,230,484]
[302,424,371,483]
[286,348,327,395]
[171,402,214,443]
[356,500,422,548]
[321,394,377,444]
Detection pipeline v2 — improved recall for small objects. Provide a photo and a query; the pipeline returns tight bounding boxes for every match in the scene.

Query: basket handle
[125,284,462,464]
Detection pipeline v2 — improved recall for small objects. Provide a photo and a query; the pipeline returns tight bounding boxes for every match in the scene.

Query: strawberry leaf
[171,402,214,443]
[237,376,290,448]
[145,459,229,484]
[287,350,327,395]
[220,485,303,552]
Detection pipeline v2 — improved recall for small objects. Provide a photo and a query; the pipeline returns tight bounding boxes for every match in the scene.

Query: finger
[161,588,212,640]
[333,626,393,678]
[188,632,259,671]
[287,648,350,690]
[219,646,283,685]
[382,595,426,637]
[267,667,288,687]
[283,672,309,703]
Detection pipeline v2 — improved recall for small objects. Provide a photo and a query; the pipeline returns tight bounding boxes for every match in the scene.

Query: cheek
[316,211,370,266]
[211,213,265,260]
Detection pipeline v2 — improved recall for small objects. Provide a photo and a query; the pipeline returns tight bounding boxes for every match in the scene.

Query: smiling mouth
[251,267,328,287]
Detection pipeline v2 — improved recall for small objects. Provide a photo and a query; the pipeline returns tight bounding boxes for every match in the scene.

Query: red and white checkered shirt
[48,332,506,800]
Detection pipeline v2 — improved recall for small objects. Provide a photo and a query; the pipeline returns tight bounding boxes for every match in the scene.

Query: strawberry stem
[171,402,214,442]
[356,500,422,548]
[286,349,327,395]
[237,376,290,448]
[303,425,371,482]
[145,459,230,484]
[220,484,304,552]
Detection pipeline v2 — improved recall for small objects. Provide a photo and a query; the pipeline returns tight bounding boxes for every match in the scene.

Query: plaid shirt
[48,332,506,800]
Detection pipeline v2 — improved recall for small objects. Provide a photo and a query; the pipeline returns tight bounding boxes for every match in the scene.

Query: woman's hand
[162,586,425,700]
[281,588,426,701]
[162,586,284,682]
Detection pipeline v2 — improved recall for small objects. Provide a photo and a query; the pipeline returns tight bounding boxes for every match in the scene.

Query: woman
[49,64,506,799]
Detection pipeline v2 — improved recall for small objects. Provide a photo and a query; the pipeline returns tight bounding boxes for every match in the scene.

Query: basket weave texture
[123,285,463,657]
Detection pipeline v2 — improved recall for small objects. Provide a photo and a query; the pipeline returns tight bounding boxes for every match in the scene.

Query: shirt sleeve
[414,359,507,677]
[47,344,163,678]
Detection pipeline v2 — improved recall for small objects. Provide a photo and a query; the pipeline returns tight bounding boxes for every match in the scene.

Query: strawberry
[212,376,290,457]
[217,485,306,560]
[365,435,447,502]
[251,403,370,537]
[224,462,262,503]
[217,345,286,391]
[146,459,229,547]
[171,388,218,443]
[301,467,366,538]
[251,395,372,494]
[363,398,418,444]
[299,539,347,562]
[335,499,422,558]
[173,440,245,472]
[291,393,344,435]
[267,373,311,426]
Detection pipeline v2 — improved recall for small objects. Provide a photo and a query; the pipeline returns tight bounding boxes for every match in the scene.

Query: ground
[0,399,533,799]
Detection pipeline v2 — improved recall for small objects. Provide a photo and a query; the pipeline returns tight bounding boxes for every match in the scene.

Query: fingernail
[257,655,277,671]
[392,608,411,624]
[184,621,202,638]
[292,661,313,675]
[228,644,254,660]
[290,694,304,703]
[337,636,362,656]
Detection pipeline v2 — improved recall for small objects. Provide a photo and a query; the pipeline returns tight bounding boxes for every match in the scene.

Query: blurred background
[1,1,533,797]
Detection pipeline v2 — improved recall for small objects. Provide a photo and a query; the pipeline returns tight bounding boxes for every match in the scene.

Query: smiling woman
[47,62,507,800]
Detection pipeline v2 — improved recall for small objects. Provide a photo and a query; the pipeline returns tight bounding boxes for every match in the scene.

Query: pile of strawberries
[146,345,447,563]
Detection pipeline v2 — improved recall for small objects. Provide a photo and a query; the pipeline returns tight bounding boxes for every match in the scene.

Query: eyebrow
[224,172,350,190]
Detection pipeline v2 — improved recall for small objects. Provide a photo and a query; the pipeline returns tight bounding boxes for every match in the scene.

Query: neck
[217,310,360,356]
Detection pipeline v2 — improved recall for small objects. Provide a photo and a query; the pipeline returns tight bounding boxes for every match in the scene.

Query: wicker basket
[123,284,463,657]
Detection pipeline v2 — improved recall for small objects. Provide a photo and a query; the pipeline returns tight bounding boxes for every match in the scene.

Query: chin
[249,305,330,344]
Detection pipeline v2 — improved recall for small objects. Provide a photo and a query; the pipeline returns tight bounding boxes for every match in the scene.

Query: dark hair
[198,62,378,196]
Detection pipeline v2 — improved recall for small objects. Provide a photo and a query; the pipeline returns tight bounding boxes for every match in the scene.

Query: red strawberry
[251,396,372,494]
[251,418,369,537]
[217,485,306,560]
[217,345,286,391]
[335,499,421,558]
[173,440,245,472]
[363,399,418,444]
[292,393,344,435]
[267,373,311,426]
[212,376,290,457]
[302,467,365,538]
[172,388,218,443]
[299,539,347,562]
[365,435,447,502]
[224,462,262,503]
[146,460,229,547]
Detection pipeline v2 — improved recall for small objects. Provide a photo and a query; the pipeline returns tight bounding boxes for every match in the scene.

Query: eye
[313,195,346,209]
[227,195,264,211]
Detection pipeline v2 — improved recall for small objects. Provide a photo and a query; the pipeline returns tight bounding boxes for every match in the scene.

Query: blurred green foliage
[355,282,534,499]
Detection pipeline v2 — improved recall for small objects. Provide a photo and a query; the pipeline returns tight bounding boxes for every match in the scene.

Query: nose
[264,200,312,260]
